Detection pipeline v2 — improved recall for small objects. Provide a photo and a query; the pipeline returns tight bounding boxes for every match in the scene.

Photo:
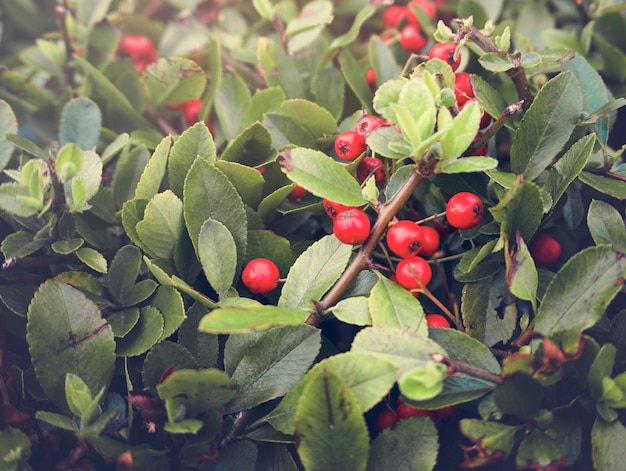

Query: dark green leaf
[107,245,142,305]
[245,230,292,275]
[107,308,140,338]
[338,48,374,114]
[578,171,626,199]
[26,280,115,412]
[494,373,543,419]
[215,161,265,209]
[112,145,150,208]
[115,306,164,357]
[199,440,258,471]
[1,230,47,259]
[311,67,345,121]
[366,417,438,471]
[178,302,219,368]
[168,122,216,199]
[263,112,316,149]
[142,341,198,388]
[489,179,544,241]
[0,100,18,172]
[225,324,320,413]
[510,72,583,181]
[295,367,369,471]
[215,73,251,141]
[220,122,277,168]
[150,285,186,341]
[534,245,626,337]
[278,235,352,310]
[135,190,184,260]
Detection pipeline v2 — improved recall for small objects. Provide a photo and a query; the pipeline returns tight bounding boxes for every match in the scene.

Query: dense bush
[1,0,625,469]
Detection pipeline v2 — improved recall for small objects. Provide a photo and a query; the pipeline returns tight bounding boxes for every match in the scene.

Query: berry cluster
[117,34,158,73]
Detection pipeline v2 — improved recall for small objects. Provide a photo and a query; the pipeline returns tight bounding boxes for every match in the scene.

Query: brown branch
[457,24,534,111]
[432,353,503,384]
[305,152,440,326]
[56,1,76,89]
[466,101,523,155]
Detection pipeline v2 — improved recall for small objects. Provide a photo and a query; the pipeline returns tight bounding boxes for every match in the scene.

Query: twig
[432,353,503,384]
[56,1,76,89]
[466,101,523,155]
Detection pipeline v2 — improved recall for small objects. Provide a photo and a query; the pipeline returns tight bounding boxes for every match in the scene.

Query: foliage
[0,0,625,470]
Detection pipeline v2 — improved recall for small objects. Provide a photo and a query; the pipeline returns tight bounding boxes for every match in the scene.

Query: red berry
[396,399,430,419]
[426,313,451,328]
[382,5,406,29]
[417,225,440,256]
[184,99,203,123]
[365,68,377,90]
[333,208,371,245]
[118,35,157,62]
[432,405,456,424]
[357,157,385,185]
[133,59,152,74]
[287,183,308,201]
[323,199,355,219]
[395,256,432,290]
[454,72,475,106]
[530,233,561,266]
[355,115,384,136]
[241,258,280,294]
[386,220,423,259]
[428,42,461,71]
[433,218,455,236]
[335,130,367,161]
[376,408,399,431]
[445,192,483,230]
[479,109,492,129]
[399,23,428,54]
[406,0,436,25]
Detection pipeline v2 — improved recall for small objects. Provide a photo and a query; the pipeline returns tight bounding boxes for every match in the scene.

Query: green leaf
[478,52,514,72]
[365,125,410,160]
[135,190,184,260]
[263,112,316,149]
[278,235,352,310]
[578,171,626,199]
[36,411,79,431]
[392,78,436,151]
[319,5,376,70]
[59,97,102,151]
[588,344,616,400]
[142,58,206,107]
[157,368,237,419]
[198,219,237,299]
[73,55,152,130]
[338,48,374,114]
[142,341,198,389]
[115,306,164,357]
[592,418,626,471]
[351,327,446,375]
[441,157,498,174]
[0,100,18,172]
[106,308,140,338]
[534,245,626,337]
[199,440,258,470]
[75,0,113,26]
[409,328,501,408]
[505,234,538,311]
[280,99,338,138]
[366,416,437,471]
[439,101,481,163]
[224,324,321,413]
[563,54,615,144]
[295,367,369,471]
[472,74,517,131]
[245,230,292,276]
[183,158,247,269]
[257,37,306,100]
[1,231,47,259]
[76,248,108,274]
[460,419,517,463]
[286,1,333,54]
[65,373,94,418]
[330,296,372,326]
[242,87,286,128]
[135,136,173,200]
[489,179,544,242]
[311,67,345,121]
[369,277,427,335]
[26,280,115,412]
[281,147,366,206]
[544,134,595,209]
[198,305,309,334]
[510,72,583,181]
[215,72,251,141]
[178,303,219,368]
[494,373,544,420]
[220,121,277,168]
[149,285,186,341]
[168,122,216,199]
[587,200,626,253]
[215,161,265,209]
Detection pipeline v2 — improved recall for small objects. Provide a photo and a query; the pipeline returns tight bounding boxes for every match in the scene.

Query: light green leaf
[77,248,108,274]
[135,190,184,260]
[441,157,498,174]
[59,97,102,150]
[0,100,18,172]
[198,305,309,334]
[369,277,427,335]
[135,136,173,200]
[505,234,538,311]
[330,296,372,326]
[278,235,352,310]
[282,147,366,206]
[215,72,251,141]
[198,218,237,299]
[142,57,206,107]
[587,200,626,253]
